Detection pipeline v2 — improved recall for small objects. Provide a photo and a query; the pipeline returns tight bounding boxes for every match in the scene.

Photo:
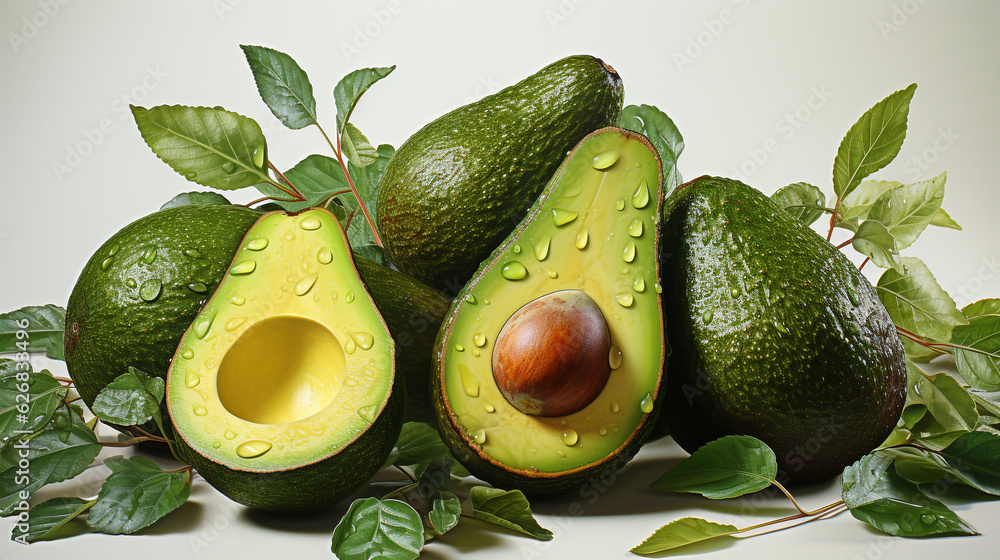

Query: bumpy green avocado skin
[659,176,906,483]
[64,205,260,407]
[354,256,451,423]
[376,55,624,293]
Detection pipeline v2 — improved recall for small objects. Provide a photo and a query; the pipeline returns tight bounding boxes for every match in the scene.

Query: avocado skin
[175,370,404,514]
[659,176,906,483]
[354,255,451,423]
[376,55,624,293]
[64,205,260,408]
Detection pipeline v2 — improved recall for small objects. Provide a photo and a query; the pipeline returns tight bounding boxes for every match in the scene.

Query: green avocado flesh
[65,205,261,408]
[377,54,624,292]
[659,176,906,483]
[167,208,401,512]
[433,127,665,494]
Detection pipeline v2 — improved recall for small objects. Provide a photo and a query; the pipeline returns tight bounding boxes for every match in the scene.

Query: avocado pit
[491,290,611,417]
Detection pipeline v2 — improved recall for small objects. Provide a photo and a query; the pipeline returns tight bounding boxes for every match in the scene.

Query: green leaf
[906,361,978,432]
[426,491,461,539]
[617,104,685,193]
[842,453,977,536]
[331,497,423,560]
[386,422,469,477]
[837,179,903,230]
[0,305,66,360]
[650,435,777,498]
[333,66,396,135]
[91,367,165,427]
[343,144,393,256]
[951,313,1000,391]
[833,84,917,199]
[131,104,270,191]
[416,455,454,499]
[630,517,737,556]
[87,456,190,535]
[971,391,1000,418]
[470,486,552,540]
[963,299,1000,319]
[0,413,100,516]
[880,432,1000,495]
[13,497,94,543]
[852,219,900,270]
[864,172,947,250]
[931,207,962,230]
[0,368,66,441]
[341,123,379,168]
[159,191,231,210]
[241,44,317,130]
[876,256,966,343]
[258,154,350,212]
[770,182,825,226]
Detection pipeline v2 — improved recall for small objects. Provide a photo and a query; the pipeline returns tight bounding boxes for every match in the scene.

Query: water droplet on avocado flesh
[434,128,665,494]
[163,209,398,513]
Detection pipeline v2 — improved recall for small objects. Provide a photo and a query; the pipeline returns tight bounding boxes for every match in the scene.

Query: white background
[2,1,999,558]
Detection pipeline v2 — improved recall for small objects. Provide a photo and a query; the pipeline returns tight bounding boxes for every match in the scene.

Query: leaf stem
[826,198,842,242]
[334,129,384,247]
[394,465,418,484]
[131,424,168,442]
[320,189,354,208]
[733,500,845,535]
[738,502,847,538]
[894,326,951,355]
[770,481,839,516]
[859,257,870,271]
[53,376,74,385]
[102,436,157,447]
[240,196,272,208]
[266,161,306,202]
[835,238,854,250]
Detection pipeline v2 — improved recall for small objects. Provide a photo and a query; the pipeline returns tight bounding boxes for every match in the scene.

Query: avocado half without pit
[432,127,666,495]
[166,208,402,514]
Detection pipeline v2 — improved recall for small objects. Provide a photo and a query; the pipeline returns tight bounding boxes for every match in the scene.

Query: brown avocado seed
[492,290,612,417]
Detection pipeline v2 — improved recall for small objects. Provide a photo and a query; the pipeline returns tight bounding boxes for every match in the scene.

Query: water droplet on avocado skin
[139,279,162,302]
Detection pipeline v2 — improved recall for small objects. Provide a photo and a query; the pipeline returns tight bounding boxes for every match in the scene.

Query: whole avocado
[658,176,906,483]
[376,54,624,292]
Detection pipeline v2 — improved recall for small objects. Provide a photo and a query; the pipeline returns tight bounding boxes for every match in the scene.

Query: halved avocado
[432,127,666,495]
[166,208,401,513]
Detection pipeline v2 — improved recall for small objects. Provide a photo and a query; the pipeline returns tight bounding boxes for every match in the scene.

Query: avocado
[64,205,449,425]
[658,176,907,483]
[354,255,452,423]
[65,204,261,409]
[167,208,401,513]
[376,55,624,293]
[432,127,665,495]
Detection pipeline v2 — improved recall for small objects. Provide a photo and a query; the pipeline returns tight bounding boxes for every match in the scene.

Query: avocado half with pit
[166,208,402,513]
[431,127,666,495]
